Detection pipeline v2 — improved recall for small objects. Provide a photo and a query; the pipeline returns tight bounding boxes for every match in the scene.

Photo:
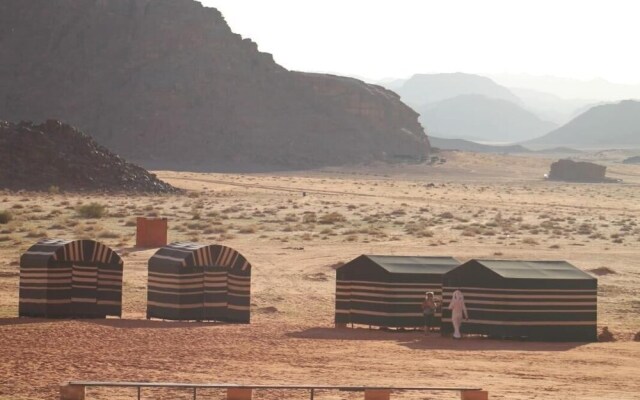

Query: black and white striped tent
[147,242,252,323]
[19,239,123,318]
[441,260,597,341]
[335,255,460,328]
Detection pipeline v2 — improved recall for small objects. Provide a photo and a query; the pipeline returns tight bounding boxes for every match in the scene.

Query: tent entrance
[71,263,99,317]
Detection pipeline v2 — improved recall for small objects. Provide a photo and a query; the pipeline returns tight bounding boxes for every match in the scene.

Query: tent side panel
[335,257,391,327]
[202,267,227,321]
[147,259,203,320]
[19,252,72,317]
[226,270,250,323]
[97,261,123,318]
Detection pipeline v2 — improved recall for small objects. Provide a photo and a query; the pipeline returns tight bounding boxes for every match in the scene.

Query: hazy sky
[204,0,640,84]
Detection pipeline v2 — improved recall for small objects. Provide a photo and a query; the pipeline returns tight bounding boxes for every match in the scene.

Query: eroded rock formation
[0,0,429,169]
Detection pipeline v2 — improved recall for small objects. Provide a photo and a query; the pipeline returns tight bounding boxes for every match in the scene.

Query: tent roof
[472,259,595,280]
[20,238,123,267]
[363,255,459,274]
[149,242,251,270]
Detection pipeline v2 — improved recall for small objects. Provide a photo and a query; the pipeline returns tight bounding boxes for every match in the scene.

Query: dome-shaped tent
[19,239,123,318]
[147,242,252,323]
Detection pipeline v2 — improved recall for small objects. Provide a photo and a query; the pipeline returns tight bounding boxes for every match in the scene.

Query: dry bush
[0,210,12,224]
[25,229,47,239]
[302,212,316,224]
[522,238,539,245]
[77,203,107,219]
[97,231,120,239]
[318,212,346,224]
[238,225,257,234]
[284,213,298,222]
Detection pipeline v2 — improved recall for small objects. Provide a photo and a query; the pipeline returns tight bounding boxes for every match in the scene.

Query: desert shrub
[439,211,454,219]
[318,212,346,224]
[97,231,120,239]
[284,213,298,222]
[521,238,539,245]
[0,210,12,224]
[302,212,317,224]
[77,203,106,219]
[238,225,257,234]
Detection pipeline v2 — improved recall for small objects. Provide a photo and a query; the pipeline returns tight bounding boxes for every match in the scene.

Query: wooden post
[60,384,85,400]
[227,388,252,400]
[364,389,391,400]
[461,390,489,400]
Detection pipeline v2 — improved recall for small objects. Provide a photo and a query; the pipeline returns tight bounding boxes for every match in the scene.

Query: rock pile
[0,120,177,193]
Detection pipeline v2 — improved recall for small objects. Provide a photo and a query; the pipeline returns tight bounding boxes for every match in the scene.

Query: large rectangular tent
[441,259,597,341]
[335,255,460,328]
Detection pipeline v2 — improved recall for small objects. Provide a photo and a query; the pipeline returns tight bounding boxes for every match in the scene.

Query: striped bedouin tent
[441,260,597,341]
[335,255,460,328]
[147,242,252,323]
[19,239,124,318]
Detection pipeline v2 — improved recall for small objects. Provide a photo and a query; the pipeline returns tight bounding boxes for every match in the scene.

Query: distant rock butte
[0,0,429,169]
[0,120,177,192]
[547,159,611,183]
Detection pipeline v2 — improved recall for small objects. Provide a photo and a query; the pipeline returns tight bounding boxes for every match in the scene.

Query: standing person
[448,289,468,339]
[421,291,438,334]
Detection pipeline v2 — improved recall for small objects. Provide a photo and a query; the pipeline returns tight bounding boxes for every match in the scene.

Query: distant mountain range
[526,100,640,149]
[394,73,522,108]
[420,94,557,142]
[490,73,640,102]
[385,74,556,142]
[380,73,640,149]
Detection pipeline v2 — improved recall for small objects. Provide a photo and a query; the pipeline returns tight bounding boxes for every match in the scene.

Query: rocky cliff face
[0,0,429,169]
[0,120,176,192]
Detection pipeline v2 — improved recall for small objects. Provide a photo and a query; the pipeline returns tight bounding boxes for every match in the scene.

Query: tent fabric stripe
[19,239,123,318]
[147,242,251,323]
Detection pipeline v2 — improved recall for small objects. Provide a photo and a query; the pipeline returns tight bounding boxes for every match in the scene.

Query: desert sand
[1,152,639,399]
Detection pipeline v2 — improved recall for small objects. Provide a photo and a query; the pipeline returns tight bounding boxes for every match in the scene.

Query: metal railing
[64,381,486,400]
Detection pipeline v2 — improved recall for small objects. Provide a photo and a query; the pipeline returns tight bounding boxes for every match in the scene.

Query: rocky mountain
[0,120,176,192]
[0,0,429,169]
[527,100,640,149]
[419,95,557,142]
[393,73,522,109]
